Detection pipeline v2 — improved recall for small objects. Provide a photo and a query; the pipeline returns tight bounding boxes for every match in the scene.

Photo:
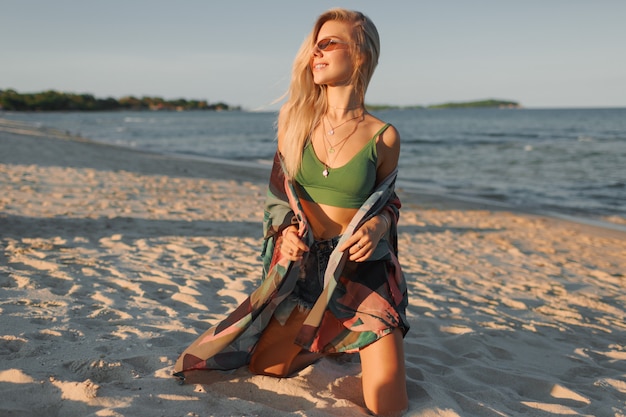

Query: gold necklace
[322,114,364,153]
[321,118,362,177]
[325,112,362,136]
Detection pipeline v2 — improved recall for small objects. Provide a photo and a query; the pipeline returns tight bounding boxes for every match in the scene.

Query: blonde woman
[175,8,409,416]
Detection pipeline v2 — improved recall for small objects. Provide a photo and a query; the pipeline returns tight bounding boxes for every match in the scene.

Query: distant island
[428,99,521,109]
[367,99,521,111]
[0,89,239,112]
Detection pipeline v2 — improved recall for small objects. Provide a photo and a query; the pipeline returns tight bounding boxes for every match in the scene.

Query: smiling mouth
[313,63,327,70]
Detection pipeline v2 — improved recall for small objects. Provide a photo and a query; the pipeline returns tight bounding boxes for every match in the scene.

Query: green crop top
[294,124,390,208]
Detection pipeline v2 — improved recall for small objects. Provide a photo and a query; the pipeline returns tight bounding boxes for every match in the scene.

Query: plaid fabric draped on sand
[173,152,408,380]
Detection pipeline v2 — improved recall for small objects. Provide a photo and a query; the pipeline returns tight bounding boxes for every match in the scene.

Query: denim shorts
[291,236,340,308]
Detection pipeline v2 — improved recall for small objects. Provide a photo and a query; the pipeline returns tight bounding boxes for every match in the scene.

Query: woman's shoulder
[365,114,400,176]
[364,114,399,146]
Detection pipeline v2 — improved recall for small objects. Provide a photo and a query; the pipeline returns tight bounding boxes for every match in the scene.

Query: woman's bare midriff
[300,199,358,240]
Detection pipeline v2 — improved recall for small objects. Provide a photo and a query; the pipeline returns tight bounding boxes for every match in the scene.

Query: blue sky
[2,0,625,110]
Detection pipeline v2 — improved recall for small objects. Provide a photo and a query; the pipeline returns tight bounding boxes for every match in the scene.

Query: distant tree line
[0,89,239,112]
[367,99,521,111]
[427,99,520,109]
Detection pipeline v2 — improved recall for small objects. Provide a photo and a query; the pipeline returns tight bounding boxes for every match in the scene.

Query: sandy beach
[1,118,625,417]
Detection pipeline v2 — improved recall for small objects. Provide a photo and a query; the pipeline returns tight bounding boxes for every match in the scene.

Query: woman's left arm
[340,124,401,262]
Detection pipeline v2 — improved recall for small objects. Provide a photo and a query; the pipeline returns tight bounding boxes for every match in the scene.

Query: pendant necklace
[321,117,362,177]
[325,112,362,136]
[322,113,364,153]
[323,119,351,153]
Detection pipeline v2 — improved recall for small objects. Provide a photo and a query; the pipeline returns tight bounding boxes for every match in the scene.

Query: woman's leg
[249,307,322,377]
[359,328,408,416]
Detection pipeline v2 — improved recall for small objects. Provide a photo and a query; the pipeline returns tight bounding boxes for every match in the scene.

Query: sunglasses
[315,38,350,51]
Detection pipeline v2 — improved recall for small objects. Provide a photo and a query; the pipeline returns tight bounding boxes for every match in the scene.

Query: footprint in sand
[0,335,28,356]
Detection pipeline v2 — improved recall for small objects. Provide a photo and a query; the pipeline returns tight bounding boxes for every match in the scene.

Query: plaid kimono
[173,152,409,381]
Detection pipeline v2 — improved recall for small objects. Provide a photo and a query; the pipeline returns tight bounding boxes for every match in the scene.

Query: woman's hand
[280,225,309,261]
[339,213,390,262]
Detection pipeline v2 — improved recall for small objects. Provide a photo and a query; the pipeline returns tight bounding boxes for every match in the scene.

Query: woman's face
[310,20,356,87]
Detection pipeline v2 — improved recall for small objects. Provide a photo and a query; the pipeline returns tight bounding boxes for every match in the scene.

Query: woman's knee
[248,330,298,377]
[248,309,308,377]
[248,354,291,377]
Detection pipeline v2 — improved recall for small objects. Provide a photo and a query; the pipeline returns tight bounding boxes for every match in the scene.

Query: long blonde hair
[278,8,380,178]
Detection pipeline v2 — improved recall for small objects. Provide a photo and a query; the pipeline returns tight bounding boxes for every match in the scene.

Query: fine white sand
[1,118,625,417]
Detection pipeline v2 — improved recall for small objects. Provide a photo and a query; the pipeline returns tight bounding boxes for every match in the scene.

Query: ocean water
[3,108,625,225]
